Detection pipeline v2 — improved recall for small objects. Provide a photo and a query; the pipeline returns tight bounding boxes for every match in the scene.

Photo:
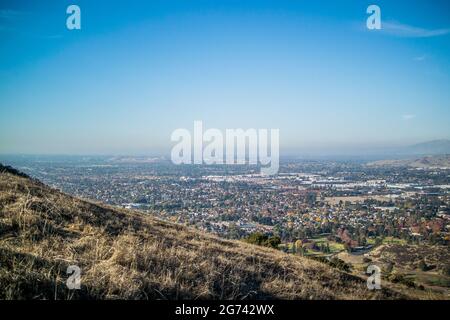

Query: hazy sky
[1,0,449,155]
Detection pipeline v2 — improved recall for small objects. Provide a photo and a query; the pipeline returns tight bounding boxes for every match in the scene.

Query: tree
[244,233,281,249]
[245,232,267,246]
[265,236,281,249]
[294,240,303,254]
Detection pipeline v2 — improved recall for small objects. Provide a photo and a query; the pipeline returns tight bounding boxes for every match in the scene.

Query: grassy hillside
[0,164,407,300]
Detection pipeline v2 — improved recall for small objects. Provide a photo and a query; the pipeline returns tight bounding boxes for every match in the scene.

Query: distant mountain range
[285,139,450,160]
[367,154,450,168]
[401,139,450,156]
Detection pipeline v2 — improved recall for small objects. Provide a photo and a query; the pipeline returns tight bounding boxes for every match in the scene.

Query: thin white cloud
[402,114,416,120]
[382,21,450,38]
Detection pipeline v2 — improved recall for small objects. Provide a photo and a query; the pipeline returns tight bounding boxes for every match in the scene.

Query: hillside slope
[0,165,405,300]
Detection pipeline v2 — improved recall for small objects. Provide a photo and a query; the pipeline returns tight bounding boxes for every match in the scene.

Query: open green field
[281,236,345,257]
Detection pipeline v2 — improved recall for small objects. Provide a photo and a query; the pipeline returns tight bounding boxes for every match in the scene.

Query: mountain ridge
[367,154,450,168]
[403,139,450,155]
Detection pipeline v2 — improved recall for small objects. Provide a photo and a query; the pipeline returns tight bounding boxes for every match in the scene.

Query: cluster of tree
[251,215,274,226]
[244,232,281,249]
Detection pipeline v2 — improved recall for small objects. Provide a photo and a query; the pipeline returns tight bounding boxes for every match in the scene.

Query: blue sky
[0,0,449,155]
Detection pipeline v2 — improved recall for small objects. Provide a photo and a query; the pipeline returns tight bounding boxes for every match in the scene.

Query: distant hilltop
[367,154,450,168]
[281,139,450,159]
[403,139,450,156]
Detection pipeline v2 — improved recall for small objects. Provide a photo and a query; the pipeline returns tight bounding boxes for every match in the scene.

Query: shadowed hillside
[0,164,410,300]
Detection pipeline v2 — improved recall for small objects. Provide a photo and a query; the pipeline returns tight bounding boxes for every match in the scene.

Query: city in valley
[3,154,449,295]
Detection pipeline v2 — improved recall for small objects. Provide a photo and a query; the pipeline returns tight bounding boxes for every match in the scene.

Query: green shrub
[244,233,281,249]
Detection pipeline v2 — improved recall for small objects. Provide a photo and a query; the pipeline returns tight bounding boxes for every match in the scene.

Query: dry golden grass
[0,167,409,300]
